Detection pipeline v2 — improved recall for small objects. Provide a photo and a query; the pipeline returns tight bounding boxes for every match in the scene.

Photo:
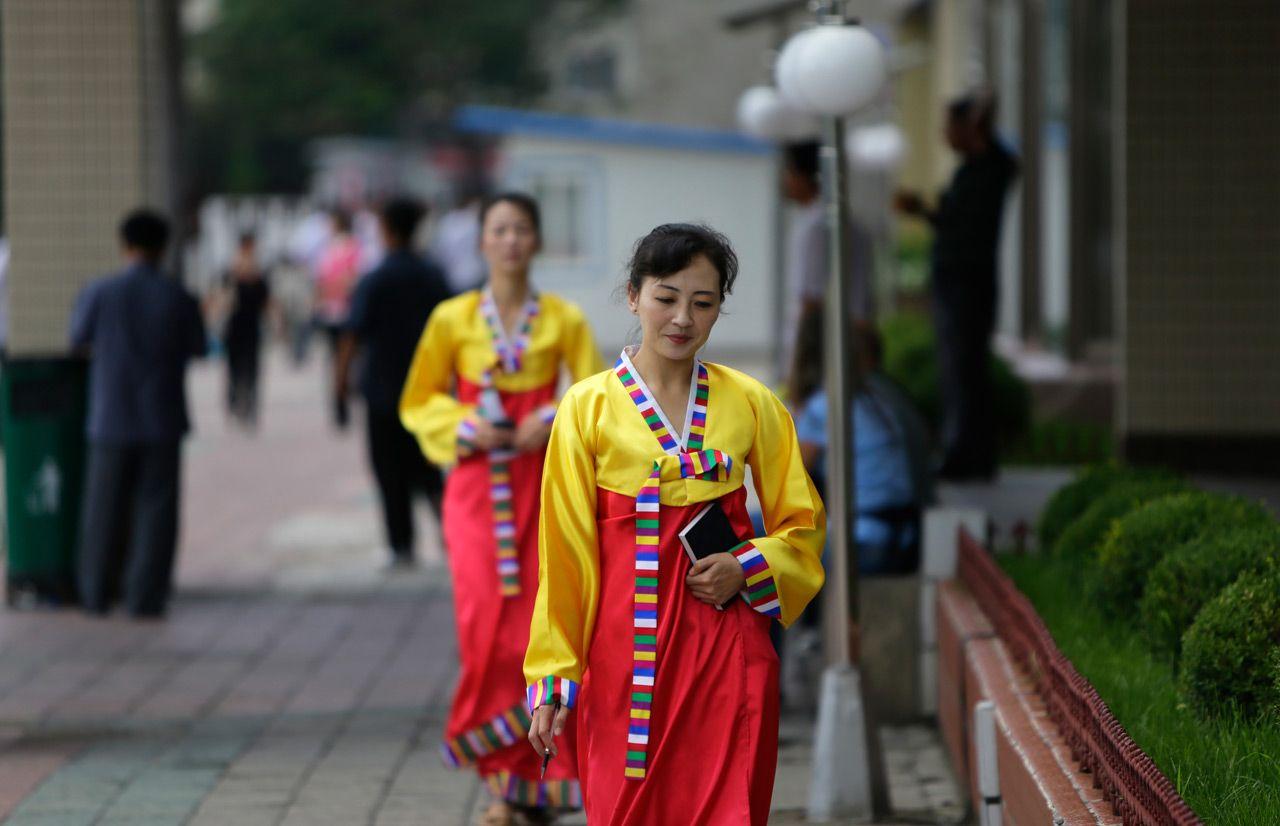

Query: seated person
[792,320,933,575]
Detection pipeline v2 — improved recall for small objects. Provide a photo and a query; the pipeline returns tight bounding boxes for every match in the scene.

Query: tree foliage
[187,0,584,193]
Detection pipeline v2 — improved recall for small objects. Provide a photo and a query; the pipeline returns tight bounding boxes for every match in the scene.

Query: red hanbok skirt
[577,484,779,824]
[439,377,580,807]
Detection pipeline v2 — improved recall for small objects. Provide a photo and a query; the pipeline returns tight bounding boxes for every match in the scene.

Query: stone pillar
[1119,0,1280,473]
[1,0,180,356]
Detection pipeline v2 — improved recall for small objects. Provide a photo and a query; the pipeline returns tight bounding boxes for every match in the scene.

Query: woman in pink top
[316,208,363,426]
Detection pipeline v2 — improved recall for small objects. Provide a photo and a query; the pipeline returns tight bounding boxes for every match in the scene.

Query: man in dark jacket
[336,197,452,568]
[69,209,207,617]
[897,93,1018,480]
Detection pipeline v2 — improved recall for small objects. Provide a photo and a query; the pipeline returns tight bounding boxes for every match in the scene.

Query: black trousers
[934,288,997,479]
[77,441,181,616]
[225,329,261,424]
[366,408,443,559]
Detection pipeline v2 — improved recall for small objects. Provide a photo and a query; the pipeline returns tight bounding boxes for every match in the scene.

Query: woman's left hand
[685,552,747,606]
[512,410,554,452]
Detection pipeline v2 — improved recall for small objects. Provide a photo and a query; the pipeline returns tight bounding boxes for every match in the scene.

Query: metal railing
[956,528,1201,826]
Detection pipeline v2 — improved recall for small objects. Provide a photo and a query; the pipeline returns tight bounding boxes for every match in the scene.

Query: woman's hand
[528,702,572,757]
[686,552,747,607]
[472,418,514,452]
[512,410,553,453]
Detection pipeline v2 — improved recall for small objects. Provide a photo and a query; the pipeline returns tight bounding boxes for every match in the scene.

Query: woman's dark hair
[119,208,170,257]
[626,223,739,300]
[480,191,541,237]
[237,230,257,248]
[788,311,825,406]
[786,314,885,406]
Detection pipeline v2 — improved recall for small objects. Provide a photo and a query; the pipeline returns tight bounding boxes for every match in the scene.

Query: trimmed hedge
[1181,568,1280,719]
[1037,464,1177,551]
[1089,492,1274,616]
[1140,524,1280,659]
[1052,478,1187,563]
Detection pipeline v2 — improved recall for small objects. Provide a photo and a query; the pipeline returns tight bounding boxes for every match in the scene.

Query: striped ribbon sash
[476,290,538,598]
[489,445,520,597]
[616,357,732,780]
[476,367,522,598]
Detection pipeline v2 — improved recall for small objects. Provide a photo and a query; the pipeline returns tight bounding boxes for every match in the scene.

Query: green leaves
[186,0,586,192]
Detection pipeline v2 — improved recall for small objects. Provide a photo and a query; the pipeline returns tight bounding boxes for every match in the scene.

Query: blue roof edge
[453,105,773,156]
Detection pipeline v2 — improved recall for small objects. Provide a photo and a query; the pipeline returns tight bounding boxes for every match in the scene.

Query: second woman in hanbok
[401,193,603,825]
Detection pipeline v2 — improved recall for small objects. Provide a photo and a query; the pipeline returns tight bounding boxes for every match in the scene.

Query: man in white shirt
[780,141,875,380]
[430,191,487,294]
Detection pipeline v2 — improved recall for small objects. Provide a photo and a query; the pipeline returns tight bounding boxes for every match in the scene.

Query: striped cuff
[456,415,479,457]
[537,404,557,426]
[731,541,782,619]
[526,676,580,712]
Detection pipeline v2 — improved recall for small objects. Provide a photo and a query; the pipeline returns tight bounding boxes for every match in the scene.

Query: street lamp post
[775,3,890,820]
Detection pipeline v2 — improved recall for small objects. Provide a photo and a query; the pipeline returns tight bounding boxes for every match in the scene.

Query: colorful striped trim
[677,448,732,482]
[731,541,782,618]
[480,288,540,374]
[537,403,557,426]
[457,415,479,457]
[626,460,662,780]
[439,701,533,768]
[686,363,710,451]
[489,448,520,597]
[526,675,580,712]
[484,772,583,809]
[614,359,681,454]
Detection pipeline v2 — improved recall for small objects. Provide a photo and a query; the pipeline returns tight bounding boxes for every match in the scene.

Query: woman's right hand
[528,703,572,757]
[472,419,514,451]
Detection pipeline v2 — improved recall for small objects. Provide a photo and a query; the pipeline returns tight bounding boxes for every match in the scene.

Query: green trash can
[1,357,88,607]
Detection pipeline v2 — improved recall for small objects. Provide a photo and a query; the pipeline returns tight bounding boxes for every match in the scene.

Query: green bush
[1089,492,1274,616]
[1037,464,1177,551]
[1181,568,1280,718]
[878,312,1030,451]
[1051,478,1187,564]
[1005,419,1113,467]
[1139,524,1280,660]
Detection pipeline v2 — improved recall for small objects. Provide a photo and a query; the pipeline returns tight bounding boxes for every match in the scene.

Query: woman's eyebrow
[655,283,716,296]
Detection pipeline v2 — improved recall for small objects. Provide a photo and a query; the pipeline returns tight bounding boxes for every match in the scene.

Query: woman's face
[480,201,540,277]
[628,254,722,362]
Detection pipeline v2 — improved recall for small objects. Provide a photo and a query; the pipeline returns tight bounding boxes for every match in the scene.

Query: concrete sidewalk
[0,351,961,825]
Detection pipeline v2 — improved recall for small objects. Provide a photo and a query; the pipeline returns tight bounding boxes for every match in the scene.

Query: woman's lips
[666,335,692,345]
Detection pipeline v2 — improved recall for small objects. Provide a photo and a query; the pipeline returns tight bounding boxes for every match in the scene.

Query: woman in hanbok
[401,193,603,825]
[524,223,826,824]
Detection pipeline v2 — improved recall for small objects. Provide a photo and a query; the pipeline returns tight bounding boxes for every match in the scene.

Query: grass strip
[999,554,1280,826]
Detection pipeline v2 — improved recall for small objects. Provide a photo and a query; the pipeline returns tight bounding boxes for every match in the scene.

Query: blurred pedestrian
[896,92,1018,480]
[525,223,824,825]
[400,193,604,825]
[779,140,875,378]
[285,205,332,364]
[335,197,451,568]
[221,231,273,428]
[315,208,362,427]
[69,209,207,618]
[430,182,487,293]
[791,317,934,574]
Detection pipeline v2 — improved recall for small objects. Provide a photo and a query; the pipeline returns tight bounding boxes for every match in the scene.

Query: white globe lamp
[736,85,819,142]
[775,23,887,116]
[848,122,905,170]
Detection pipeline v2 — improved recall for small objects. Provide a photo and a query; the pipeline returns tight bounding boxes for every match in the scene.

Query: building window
[529,175,585,261]
[565,48,617,95]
